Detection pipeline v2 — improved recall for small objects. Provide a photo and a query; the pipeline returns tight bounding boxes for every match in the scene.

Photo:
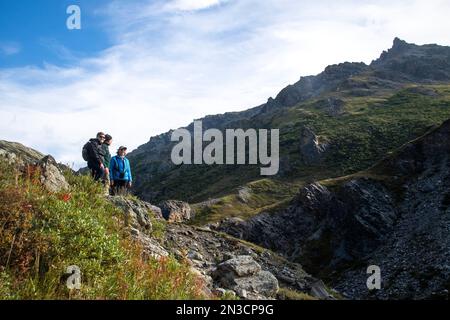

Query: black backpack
[82,142,91,161]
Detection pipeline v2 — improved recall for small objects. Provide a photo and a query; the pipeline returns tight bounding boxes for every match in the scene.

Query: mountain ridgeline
[128,38,450,204]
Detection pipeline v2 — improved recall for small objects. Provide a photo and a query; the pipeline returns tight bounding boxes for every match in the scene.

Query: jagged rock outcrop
[213,255,279,299]
[300,127,329,165]
[38,155,70,193]
[158,200,192,222]
[0,141,69,193]
[108,196,162,232]
[215,119,450,300]
[110,195,332,300]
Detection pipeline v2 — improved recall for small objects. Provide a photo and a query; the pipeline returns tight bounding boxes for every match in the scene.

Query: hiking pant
[103,171,111,196]
[112,180,129,196]
[88,161,104,181]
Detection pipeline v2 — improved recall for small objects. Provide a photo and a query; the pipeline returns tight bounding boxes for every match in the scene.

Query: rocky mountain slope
[0,141,332,300]
[128,38,450,206]
[214,118,450,299]
[113,196,334,300]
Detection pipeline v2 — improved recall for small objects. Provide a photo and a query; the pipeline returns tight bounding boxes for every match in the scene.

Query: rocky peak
[371,38,450,81]
[372,38,416,64]
[391,37,412,53]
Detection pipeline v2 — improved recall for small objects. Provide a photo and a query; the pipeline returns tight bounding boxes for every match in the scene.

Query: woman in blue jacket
[110,146,133,196]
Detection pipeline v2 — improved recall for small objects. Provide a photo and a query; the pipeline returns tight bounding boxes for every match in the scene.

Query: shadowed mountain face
[215,119,450,299]
[128,38,450,204]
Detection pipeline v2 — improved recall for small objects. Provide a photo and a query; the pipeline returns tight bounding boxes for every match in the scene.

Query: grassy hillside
[187,84,450,224]
[191,178,302,225]
[0,161,206,300]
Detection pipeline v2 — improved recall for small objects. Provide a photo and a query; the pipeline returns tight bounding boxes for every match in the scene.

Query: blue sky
[0,0,112,68]
[1,0,450,168]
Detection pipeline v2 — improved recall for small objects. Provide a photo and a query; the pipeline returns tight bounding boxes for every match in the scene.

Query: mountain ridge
[128,38,450,204]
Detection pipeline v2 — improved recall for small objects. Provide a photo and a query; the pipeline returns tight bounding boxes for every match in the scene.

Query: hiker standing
[110,146,132,196]
[83,132,106,181]
[102,134,113,195]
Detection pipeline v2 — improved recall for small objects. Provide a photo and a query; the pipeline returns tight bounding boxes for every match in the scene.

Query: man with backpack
[110,146,132,196]
[82,132,106,181]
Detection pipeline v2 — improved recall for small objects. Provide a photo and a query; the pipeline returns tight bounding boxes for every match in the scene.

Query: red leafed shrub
[59,193,72,202]
[0,186,49,277]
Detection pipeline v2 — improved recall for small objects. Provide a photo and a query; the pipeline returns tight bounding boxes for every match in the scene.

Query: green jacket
[102,144,112,168]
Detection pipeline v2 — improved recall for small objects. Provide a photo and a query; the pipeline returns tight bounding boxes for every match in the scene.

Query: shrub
[0,161,207,300]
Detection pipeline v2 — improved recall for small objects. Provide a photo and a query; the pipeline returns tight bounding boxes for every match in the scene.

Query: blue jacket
[109,156,133,182]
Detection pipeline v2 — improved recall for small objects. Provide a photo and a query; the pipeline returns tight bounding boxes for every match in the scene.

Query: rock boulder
[158,200,192,223]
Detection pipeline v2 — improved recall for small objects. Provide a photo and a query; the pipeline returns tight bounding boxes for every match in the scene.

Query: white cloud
[1,0,450,169]
[0,42,21,56]
[164,0,226,12]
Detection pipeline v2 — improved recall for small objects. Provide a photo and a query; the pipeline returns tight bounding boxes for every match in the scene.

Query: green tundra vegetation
[0,161,207,300]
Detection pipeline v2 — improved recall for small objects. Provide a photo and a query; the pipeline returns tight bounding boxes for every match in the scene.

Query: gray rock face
[108,196,169,258]
[233,271,279,299]
[217,179,398,274]
[163,222,330,300]
[217,255,262,277]
[215,119,450,300]
[108,196,162,231]
[300,127,329,165]
[158,200,192,222]
[0,141,69,192]
[213,256,279,299]
[237,187,251,203]
[0,148,19,165]
[109,195,327,299]
[38,155,70,193]
[0,141,71,193]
